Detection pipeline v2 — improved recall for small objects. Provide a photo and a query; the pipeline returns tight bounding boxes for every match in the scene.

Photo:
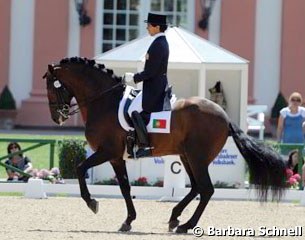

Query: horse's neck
[73,82,122,124]
[79,106,88,123]
[65,69,122,123]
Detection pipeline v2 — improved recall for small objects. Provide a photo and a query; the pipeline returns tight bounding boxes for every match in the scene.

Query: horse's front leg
[110,159,136,232]
[76,150,108,213]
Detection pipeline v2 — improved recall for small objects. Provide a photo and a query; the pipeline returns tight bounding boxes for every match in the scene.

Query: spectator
[4,142,63,183]
[287,150,300,174]
[5,142,33,182]
[286,150,305,188]
[276,92,305,143]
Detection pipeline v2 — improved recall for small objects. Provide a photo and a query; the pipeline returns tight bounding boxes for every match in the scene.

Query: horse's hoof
[87,199,99,214]
[168,220,179,232]
[118,223,132,232]
[175,225,188,234]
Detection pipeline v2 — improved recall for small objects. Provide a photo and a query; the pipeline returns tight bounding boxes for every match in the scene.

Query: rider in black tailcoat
[124,13,169,158]
[134,16,169,113]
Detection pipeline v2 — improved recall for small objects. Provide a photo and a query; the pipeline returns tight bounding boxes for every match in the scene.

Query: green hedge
[58,139,86,179]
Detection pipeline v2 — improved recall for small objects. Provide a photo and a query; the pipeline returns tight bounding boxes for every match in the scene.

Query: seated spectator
[287,150,299,174]
[285,150,305,188]
[5,142,63,184]
[5,142,33,182]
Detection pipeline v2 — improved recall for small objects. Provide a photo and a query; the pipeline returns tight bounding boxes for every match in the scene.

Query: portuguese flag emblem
[153,119,167,129]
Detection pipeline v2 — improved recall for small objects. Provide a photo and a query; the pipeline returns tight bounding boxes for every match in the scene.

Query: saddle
[123,88,141,126]
[118,85,176,156]
[118,86,176,131]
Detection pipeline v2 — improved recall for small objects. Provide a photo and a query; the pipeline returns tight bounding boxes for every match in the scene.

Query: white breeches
[128,91,143,116]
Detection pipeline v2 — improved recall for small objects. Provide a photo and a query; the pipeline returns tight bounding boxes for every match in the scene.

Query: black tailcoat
[134,34,169,112]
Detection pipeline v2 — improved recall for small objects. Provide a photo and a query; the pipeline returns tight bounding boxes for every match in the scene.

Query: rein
[51,76,125,119]
[68,81,125,116]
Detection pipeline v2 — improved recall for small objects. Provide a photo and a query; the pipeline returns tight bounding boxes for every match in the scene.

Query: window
[150,0,189,28]
[97,0,193,53]
[101,0,140,52]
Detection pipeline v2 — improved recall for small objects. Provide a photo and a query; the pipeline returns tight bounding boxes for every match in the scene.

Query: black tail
[229,122,287,201]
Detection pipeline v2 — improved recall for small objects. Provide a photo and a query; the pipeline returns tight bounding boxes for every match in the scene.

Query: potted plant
[58,139,87,183]
[0,85,17,129]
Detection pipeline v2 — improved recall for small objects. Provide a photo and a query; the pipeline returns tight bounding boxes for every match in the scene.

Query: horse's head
[43,64,74,125]
[44,57,125,125]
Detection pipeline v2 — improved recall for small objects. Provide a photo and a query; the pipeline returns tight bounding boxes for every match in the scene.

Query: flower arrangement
[153,179,163,187]
[29,167,63,183]
[286,168,301,189]
[186,181,238,189]
[97,176,119,185]
[94,176,163,187]
[130,177,150,186]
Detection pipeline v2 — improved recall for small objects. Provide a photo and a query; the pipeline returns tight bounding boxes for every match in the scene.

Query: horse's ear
[48,64,54,73]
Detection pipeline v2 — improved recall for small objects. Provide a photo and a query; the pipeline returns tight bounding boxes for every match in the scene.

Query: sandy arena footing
[0,197,304,240]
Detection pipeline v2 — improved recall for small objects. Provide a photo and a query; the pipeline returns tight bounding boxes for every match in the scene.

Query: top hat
[144,13,167,26]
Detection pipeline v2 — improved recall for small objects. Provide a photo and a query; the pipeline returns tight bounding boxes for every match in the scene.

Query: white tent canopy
[95,26,247,67]
[95,26,248,130]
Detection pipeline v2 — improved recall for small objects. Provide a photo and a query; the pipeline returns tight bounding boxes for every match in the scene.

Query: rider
[124,12,169,158]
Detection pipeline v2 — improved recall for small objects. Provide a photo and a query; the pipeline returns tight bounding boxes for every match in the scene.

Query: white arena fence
[0,179,305,206]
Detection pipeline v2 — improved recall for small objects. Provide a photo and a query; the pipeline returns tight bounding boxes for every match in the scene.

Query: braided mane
[59,57,122,83]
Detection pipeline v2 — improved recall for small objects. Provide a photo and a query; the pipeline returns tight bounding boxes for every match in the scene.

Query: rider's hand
[123,72,134,83]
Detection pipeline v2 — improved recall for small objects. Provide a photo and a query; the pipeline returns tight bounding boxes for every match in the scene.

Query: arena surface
[0,197,304,240]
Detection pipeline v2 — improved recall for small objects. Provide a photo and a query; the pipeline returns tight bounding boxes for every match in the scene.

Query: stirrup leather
[126,130,136,155]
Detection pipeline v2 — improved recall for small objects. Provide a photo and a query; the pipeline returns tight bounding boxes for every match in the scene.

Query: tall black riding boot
[129,111,152,158]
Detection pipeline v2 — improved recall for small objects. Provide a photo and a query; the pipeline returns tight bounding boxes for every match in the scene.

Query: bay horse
[44,57,287,233]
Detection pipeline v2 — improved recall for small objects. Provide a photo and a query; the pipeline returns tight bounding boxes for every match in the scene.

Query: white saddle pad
[118,86,174,133]
[118,85,135,132]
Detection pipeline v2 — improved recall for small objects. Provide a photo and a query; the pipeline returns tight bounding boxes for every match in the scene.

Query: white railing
[247,105,268,140]
[0,181,305,203]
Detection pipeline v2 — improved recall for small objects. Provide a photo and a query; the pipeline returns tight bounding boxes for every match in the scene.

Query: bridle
[47,75,74,119]
[46,73,125,119]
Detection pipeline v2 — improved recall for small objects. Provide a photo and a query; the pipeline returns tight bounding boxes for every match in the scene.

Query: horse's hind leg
[176,166,214,234]
[110,160,136,232]
[168,155,198,232]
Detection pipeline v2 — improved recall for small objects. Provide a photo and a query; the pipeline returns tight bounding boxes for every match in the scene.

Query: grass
[0,132,85,179]
[0,192,23,197]
[54,193,69,197]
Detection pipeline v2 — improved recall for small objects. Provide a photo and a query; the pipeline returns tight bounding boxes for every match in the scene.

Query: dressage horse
[44,57,287,233]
